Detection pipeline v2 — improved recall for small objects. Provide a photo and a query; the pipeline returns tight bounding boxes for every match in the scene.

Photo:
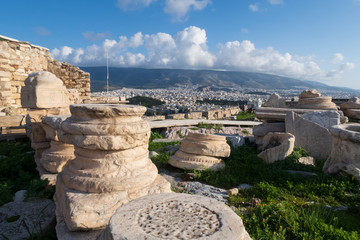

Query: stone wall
[0,35,90,112]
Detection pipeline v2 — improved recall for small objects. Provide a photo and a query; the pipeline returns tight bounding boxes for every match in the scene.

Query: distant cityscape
[92,85,355,116]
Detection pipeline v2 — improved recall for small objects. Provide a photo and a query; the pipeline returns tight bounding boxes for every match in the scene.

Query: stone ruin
[169,132,230,171]
[99,193,251,240]
[257,132,295,164]
[323,124,360,179]
[39,115,74,185]
[340,97,360,120]
[21,72,72,181]
[296,89,338,110]
[55,104,171,238]
[254,89,347,161]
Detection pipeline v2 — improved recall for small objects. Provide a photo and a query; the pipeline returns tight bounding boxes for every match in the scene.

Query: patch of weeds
[176,130,185,138]
[214,124,223,131]
[197,122,214,129]
[242,129,250,135]
[148,141,180,152]
[150,152,171,168]
[0,141,56,206]
[150,131,162,141]
[236,112,255,121]
[189,127,199,130]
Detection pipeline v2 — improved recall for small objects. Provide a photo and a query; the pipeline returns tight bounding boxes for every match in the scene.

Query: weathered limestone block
[99,193,252,240]
[169,150,225,171]
[21,71,70,108]
[253,122,285,148]
[40,115,74,176]
[297,89,337,110]
[265,93,286,108]
[323,124,360,179]
[55,104,171,233]
[179,133,231,157]
[258,132,295,164]
[41,140,74,173]
[285,112,332,159]
[169,133,230,171]
[340,97,360,120]
[301,110,340,129]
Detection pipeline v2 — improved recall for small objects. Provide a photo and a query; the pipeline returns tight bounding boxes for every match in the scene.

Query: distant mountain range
[80,67,358,93]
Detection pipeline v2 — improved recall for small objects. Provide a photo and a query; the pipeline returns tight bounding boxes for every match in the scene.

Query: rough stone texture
[179,133,230,157]
[21,71,70,108]
[301,111,340,129]
[169,133,230,171]
[258,132,295,164]
[253,122,285,149]
[40,115,74,176]
[170,150,225,171]
[340,97,360,120]
[299,89,322,99]
[286,112,332,159]
[297,90,337,110]
[298,156,316,166]
[163,126,253,140]
[323,124,360,179]
[0,198,55,240]
[216,134,245,148]
[99,193,251,240]
[0,35,90,113]
[265,93,286,108]
[55,104,171,234]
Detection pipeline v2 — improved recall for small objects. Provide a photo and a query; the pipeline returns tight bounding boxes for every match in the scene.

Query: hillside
[80,67,357,93]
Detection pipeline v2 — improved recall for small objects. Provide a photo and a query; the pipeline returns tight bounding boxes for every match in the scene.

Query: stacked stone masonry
[0,35,90,112]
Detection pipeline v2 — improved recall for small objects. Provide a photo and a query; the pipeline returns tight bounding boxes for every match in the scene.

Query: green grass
[180,144,360,239]
[236,112,256,120]
[0,141,54,206]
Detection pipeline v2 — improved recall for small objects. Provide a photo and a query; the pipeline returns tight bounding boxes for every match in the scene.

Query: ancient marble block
[98,193,252,240]
[301,110,340,129]
[323,124,360,179]
[340,97,360,120]
[265,93,286,108]
[169,150,225,171]
[258,132,295,164]
[169,133,230,171]
[253,122,285,148]
[179,133,231,157]
[285,112,332,159]
[297,89,337,110]
[55,104,171,233]
[21,71,70,108]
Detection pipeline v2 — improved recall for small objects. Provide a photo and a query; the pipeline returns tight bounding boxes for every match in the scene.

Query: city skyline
[1,0,359,89]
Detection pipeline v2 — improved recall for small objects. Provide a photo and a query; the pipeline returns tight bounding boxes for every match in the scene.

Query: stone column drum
[169,133,230,171]
[55,104,171,231]
[38,115,74,185]
[323,124,360,178]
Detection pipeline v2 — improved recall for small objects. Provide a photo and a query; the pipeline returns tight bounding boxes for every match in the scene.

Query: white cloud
[34,26,51,36]
[332,53,345,64]
[249,4,259,12]
[267,0,283,5]
[164,0,212,21]
[51,26,354,82]
[117,0,156,10]
[82,31,110,42]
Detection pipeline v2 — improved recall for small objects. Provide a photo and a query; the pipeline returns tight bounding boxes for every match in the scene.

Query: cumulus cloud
[267,0,283,5]
[249,4,259,12]
[34,26,51,36]
[51,26,354,82]
[332,53,345,64]
[117,0,156,10]
[82,31,110,42]
[164,0,212,22]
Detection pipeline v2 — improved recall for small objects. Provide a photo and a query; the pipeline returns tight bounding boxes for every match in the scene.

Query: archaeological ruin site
[1,35,360,240]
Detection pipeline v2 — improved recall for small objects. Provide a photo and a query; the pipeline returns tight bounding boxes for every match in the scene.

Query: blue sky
[1,0,360,89]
